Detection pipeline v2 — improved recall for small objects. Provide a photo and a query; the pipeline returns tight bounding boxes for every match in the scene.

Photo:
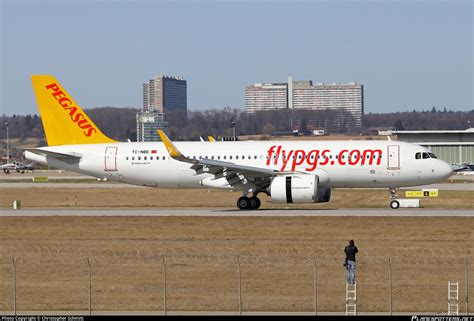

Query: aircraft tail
[31,75,116,146]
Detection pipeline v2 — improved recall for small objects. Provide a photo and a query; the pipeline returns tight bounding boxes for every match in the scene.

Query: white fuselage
[25,140,453,189]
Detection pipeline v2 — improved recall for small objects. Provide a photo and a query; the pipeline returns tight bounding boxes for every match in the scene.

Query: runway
[1,207,472,217]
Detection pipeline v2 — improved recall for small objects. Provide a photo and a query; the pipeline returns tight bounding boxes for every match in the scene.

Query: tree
[299,118,308,135]
[393,119,405,131]
[262,123,276,135]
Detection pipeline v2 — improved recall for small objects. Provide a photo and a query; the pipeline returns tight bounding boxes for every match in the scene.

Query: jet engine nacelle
[269,174,331,204]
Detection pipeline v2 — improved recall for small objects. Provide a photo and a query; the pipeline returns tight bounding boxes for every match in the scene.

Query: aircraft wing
[157,130,276,189]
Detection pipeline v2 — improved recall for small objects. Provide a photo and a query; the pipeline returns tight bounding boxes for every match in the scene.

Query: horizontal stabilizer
[24,148,82,159]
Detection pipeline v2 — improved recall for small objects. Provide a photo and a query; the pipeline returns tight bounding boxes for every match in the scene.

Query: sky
[1,0,472,115]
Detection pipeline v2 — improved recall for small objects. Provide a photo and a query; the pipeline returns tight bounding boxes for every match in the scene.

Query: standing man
[344,240,358,285]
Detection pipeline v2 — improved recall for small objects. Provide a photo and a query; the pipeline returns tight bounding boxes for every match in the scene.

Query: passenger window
[254,155,257,159]
[162,156,165,160]
[138,156,141,160]
[224,156,227,160]
[132,157,135,161]
[126,157,129,161]
[144,156,147,160]
[415,152,421,159]
[230,156,233,160]
[236,156,239,159]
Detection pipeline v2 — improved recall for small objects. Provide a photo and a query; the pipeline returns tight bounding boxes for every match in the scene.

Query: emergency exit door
[105,147,118,171]
[387,145,400,170]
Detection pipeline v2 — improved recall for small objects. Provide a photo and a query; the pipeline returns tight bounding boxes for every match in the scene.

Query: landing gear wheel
[390,200,400,209]
[249,197,261,210]
[237,196,251,210]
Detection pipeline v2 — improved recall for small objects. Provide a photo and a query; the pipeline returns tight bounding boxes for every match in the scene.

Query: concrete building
[246,77,364,127]
[245,83,288,113]
[139,75,186,141]
[292,81,363,127]
[395,129,474,164]
[136,110,168,142]
[142,75,187,114]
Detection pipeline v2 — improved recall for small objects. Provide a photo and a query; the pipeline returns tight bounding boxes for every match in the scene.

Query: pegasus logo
[45,83,98,137]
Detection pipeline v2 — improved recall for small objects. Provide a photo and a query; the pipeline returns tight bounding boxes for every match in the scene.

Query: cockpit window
[428,153,437,159]
[415,152,421,159]
[422,152,430,159]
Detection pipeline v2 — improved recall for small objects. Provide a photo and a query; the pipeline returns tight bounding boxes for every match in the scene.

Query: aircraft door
[105,147,118,171]
[387,145,400,170]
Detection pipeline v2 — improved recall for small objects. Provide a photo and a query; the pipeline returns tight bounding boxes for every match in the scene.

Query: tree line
[1,107,473,143]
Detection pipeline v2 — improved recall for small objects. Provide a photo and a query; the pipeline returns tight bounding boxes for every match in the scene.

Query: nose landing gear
[389,187,400,209]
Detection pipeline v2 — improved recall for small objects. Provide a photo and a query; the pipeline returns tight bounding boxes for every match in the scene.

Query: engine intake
[270,174,331,204]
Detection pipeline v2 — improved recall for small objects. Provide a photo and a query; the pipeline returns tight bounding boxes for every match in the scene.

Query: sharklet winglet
[157,130,193,163]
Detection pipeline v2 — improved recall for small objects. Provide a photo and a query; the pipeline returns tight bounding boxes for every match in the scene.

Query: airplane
[1,162,17,174]
[24,75,454,210]
[1,161,36,174]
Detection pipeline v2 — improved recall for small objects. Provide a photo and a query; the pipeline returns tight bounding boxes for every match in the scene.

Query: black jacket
[345,245,358,262]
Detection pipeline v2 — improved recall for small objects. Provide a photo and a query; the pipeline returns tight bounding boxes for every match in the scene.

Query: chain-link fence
[1,255,472,315]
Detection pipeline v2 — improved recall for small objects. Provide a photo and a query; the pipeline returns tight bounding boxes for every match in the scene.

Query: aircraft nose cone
[440,161,454,180]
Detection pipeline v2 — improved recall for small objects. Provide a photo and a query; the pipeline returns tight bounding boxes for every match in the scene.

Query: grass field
[0,187,472,209]
[0,215,473,314]
[0,187,473,314]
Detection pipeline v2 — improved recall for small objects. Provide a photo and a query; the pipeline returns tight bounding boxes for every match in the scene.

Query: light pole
[231,120,236,140]
[5,122,9,162]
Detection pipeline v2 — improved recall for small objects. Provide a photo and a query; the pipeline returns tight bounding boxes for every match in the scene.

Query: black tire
[390,200,400,209]
[249,197,261,210]
[237,196,251,210]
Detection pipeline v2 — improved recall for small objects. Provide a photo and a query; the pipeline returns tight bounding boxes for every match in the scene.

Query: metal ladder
[448,281,459,316]
[346,283,357,316]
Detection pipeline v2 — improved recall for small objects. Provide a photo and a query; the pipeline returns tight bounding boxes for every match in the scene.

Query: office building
[136,110,168,142]
[246,77,364,127]
[138,75,186,141]
[292,81,364,127]
[142,75,187,114]
[245,83,288,114]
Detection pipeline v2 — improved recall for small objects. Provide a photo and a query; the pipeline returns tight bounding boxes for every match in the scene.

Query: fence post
[389,258,393,316]
[237,256,242,316]
[313,260,317,316]
[87,258,92,316]
[12,258,16,316]
[161,256,167,316]
[466,258,469,316]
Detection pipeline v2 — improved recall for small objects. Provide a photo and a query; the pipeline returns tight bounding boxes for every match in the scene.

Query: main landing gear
[389,187,400,209]
[237,195,261,210]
